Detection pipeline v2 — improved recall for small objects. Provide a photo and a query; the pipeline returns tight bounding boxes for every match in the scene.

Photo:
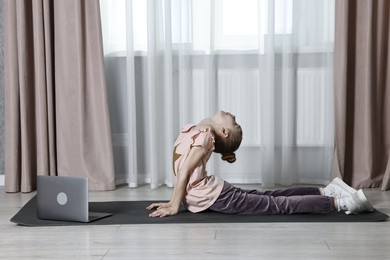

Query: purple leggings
[209,182,335,215]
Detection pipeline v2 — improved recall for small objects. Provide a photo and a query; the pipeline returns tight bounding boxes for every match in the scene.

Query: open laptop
[37,176,112,223]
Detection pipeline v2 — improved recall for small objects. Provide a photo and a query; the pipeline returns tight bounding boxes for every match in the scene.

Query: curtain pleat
[333,0,390,190]
[4,0,115,192]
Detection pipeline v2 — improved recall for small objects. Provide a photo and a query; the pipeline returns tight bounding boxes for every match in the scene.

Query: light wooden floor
[1,184,390,260]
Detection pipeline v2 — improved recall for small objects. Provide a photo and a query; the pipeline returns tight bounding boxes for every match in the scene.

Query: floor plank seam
[324,240,330,251]
[101,249,110,260]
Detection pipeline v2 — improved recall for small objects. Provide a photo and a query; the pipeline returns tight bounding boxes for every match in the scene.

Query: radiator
[191,68,329,147]
[296,68,329,146]
[217,69,261,146]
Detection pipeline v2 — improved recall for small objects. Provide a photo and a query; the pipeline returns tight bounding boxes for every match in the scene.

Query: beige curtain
[4,0,115,192]
[333,0,390,190]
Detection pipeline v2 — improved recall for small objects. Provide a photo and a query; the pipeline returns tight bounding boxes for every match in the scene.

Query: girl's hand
[146,202,171,210]
[148,205,179,218]
[146,146,205,218]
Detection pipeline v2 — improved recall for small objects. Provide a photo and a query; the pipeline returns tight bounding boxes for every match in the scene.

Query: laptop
[37,176,112,223]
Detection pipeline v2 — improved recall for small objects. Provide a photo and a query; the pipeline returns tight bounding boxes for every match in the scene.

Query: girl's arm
[146,146,205,218]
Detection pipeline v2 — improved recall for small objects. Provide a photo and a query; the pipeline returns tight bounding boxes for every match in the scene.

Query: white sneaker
[343,189,375,215]
[323,177,357,198]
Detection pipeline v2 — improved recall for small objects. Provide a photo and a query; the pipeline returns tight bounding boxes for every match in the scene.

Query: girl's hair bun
[221,153,236,163]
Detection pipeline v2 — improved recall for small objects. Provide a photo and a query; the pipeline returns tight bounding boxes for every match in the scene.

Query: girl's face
[213,110,242,136]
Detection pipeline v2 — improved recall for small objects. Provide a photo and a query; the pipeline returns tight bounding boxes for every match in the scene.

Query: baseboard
[0,175,4,186]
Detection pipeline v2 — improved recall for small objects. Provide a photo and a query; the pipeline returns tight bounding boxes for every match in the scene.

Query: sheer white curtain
[100,0,335,188]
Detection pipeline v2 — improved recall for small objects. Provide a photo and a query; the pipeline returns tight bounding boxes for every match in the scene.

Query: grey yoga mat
[10,196,389,226]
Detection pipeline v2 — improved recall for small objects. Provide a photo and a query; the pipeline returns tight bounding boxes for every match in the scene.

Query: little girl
[147,111,374,217]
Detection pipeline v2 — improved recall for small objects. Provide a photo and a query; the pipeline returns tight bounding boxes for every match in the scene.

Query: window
[213,0,293,52]
[100,0,147,54]
[100,0,298,54]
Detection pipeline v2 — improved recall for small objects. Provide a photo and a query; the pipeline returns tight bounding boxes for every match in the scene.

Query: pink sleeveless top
[173,124,224,213]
